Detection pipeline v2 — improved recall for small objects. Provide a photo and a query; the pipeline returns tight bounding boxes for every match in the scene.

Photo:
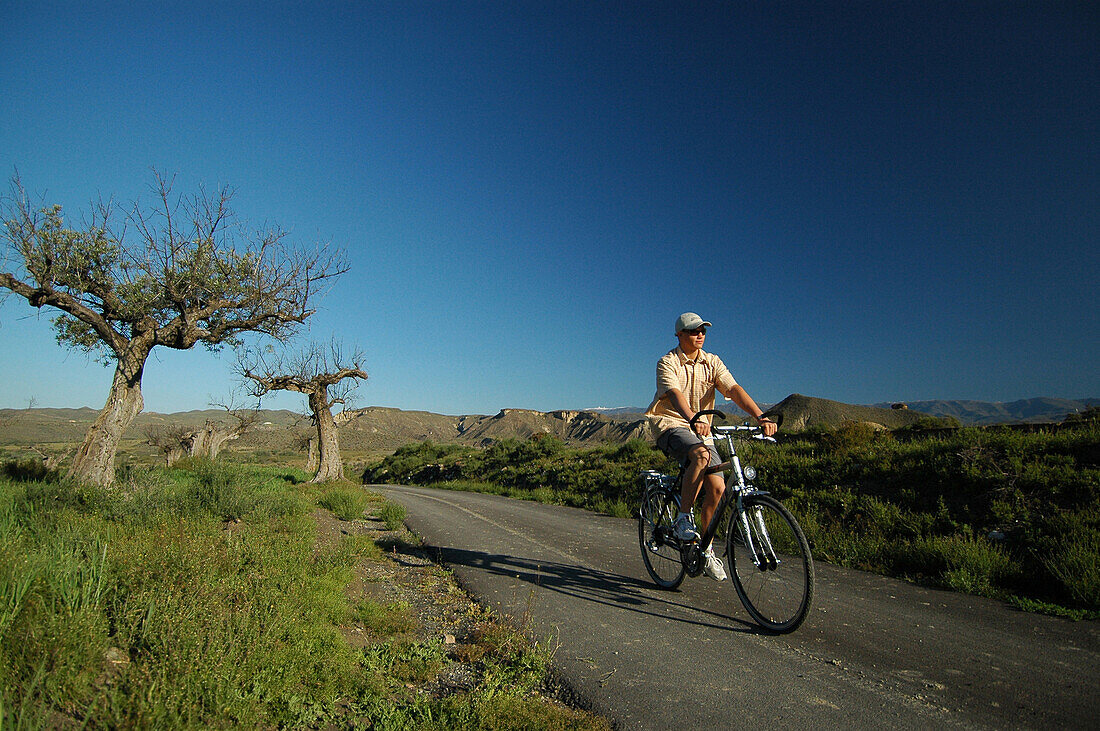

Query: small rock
[105,647,130,667]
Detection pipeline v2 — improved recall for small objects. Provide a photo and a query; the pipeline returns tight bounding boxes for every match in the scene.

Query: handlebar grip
[689,409,727,426]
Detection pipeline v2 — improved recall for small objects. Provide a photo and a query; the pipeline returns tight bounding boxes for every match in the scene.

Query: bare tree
[144,423,192,467]
[203,397,261,459]
[144,403,258,467]
[239,340,367,483]
[0,173,346,486]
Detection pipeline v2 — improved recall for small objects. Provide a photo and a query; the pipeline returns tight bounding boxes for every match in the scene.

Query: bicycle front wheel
[727,494,814,633]
[638,487,685,589]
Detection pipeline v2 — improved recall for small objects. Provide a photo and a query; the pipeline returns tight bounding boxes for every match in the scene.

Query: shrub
[819,420,892,453]
[378,501,407,531]
[1064,405,1100,424]
[895,416,962,433]
[319,486,370,521]
[1,458,61,483]
[895,534,1019,595]
[171,458,260,521]
[1034,509,1100,607]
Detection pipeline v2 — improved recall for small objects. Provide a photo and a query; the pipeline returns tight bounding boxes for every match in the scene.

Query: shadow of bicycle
[398,541,763,634]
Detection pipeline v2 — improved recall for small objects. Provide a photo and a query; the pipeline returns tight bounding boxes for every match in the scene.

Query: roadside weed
[1,460,610,729]
[379,500,407,530]
[319,484,371,520]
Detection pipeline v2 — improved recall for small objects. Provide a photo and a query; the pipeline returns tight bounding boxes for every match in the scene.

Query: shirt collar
[675,347,706,365]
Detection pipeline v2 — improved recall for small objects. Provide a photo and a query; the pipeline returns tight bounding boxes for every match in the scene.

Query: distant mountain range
[1,396,1095,461]
[868,397,1098,426]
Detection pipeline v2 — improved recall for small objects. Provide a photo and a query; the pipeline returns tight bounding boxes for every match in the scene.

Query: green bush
[1033,509,1100,607]
[819,420,893,453]
[378,501,407,531]
[319,485,370,521]
[1,458,61,483]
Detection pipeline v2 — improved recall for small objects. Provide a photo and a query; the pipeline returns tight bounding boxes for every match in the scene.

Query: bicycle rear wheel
[638,487,685,589]
[727,494,814,633]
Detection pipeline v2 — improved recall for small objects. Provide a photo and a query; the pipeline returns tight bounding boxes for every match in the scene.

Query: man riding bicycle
[645,312,778,581]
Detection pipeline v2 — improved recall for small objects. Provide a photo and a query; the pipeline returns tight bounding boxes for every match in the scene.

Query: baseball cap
[675,312,712,332]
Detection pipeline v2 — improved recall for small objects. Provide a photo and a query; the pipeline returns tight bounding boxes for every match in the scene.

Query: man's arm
[724,385,778,436]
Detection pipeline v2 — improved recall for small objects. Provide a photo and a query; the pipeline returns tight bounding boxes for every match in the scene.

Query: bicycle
[638,410,815,633]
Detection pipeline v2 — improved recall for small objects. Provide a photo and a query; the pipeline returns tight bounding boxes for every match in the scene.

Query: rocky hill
[764,394,930,432]
[336,407,651,452]
[0,407,306,446]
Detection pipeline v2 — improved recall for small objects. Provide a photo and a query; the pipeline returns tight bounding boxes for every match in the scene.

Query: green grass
[366,423,1100,617]
[378,500,407,531]
[318,484,372,520]
[0,460,609,729]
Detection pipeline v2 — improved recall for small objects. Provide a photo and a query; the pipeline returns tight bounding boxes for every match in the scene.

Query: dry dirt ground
[311,504,608,726]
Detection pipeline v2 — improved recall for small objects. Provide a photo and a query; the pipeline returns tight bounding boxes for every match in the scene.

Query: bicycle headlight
[744,466,757,481]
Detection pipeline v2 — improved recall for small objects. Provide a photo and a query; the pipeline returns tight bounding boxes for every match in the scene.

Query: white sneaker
[673,513,699,541]
[702,547,727,581]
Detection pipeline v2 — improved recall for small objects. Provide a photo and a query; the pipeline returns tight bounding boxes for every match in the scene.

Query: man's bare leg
[678,444,710,522]
[696,472,726,546]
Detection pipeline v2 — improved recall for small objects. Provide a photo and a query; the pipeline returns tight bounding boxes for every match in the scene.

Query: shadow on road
[401,541,763,635]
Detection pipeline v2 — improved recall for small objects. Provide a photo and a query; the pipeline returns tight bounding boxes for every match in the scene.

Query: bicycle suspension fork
[736,493,779,571]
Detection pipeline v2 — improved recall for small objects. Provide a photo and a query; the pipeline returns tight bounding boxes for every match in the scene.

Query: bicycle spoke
[728,495,814,633]
[639,487,685,589]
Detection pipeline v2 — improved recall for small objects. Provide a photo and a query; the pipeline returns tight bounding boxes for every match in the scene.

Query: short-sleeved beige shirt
[645,347,738,434]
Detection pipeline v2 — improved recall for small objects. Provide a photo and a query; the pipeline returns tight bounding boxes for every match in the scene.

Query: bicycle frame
[682,417,777,575]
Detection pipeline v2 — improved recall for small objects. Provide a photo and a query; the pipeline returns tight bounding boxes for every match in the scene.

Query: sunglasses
[683,328,707,336]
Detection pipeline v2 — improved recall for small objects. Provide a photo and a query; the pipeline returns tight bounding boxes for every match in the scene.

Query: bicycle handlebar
[690,409,776,442]
[688,409,727,427]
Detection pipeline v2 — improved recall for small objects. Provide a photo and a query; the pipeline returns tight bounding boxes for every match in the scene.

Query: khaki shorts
[656,427,721,468]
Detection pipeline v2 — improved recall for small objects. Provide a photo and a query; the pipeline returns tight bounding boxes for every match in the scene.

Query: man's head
[675,312,711,353]
[675,312,711,334]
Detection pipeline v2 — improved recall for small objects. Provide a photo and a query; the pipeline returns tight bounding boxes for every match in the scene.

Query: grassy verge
[0,459,608,729]
[364,423,1100,618]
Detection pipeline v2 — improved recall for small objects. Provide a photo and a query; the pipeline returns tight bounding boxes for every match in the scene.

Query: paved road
[377,485,1099,730]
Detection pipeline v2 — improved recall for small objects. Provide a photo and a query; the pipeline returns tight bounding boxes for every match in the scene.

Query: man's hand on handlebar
[691,408,779,438]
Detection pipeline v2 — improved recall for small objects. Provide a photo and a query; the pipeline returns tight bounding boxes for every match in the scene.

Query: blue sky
[1,2,1096,416]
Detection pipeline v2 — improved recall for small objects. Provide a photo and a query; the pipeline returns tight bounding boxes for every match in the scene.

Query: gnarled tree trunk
[309,390,343,483]
[68,357,145,486]
[164,444,186,467]
[185,422,241,460]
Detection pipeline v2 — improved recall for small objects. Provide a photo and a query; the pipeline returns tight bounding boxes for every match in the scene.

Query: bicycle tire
[727,494,814,633]
[638,486,686,589]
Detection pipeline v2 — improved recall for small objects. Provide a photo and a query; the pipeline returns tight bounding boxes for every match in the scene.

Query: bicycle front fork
[739,506,779,571]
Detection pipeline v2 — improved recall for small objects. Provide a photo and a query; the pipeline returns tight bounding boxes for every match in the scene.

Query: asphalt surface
[377,484,1099,730]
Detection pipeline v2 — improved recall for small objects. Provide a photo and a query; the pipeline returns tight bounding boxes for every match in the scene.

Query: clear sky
[1,2,1096,416]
